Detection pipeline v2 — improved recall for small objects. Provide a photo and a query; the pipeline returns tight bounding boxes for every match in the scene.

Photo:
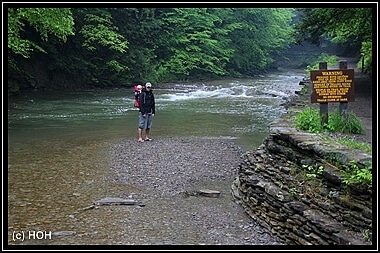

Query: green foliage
[305,53,339,77]
[294,107,324,133]
[357,41,372,73]
[342,160,372,189]
[301,164,324,179]
[294,8,373,76]
[324,156,372,191]
[295,108,364,134]
[227,8,295,75]
[300,84,310,95]
[325,109,365,134]
[8,7,374,92]
[294,8,372,45]
[7,8,75,58]
[157,8,234,80]
[80,10,128,53]
[336,136,371,154]
[289,187,298,196]
[322,135,372,154]
[363,229,372,242]
[7,7,298,90]
[106,60,127,73]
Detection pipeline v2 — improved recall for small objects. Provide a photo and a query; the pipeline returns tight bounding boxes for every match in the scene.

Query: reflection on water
[7,71,305,245]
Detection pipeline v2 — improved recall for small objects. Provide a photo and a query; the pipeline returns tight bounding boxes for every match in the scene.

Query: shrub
[295,108,365,134]
[326,109,365,134]
[294,107,323,133]
[305,53,339,77]
[342,160,372,190]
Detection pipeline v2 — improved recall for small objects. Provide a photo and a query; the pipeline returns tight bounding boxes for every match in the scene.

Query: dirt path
[322,57,373,144]
[342,57,372,144]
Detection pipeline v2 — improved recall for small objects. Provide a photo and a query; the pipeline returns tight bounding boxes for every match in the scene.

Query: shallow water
[7,70,305,245]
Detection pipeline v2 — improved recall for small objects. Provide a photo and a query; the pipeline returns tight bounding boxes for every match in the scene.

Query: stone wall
[231,102,372,245]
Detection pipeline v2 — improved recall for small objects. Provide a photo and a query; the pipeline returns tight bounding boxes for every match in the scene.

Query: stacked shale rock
[231,115,372,245]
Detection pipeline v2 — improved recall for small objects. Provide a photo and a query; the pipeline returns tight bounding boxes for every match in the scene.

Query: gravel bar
[108,136,284,246]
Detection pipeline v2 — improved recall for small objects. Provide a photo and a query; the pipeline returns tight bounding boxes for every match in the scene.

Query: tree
[293,8,373,73]
[8,8,75,58]
[7,7,301,92]
[154,8,237,81]
[227,8,295,76]
[7,7,131,91]
[7,7,75,93]
[110,8,164,82]
[73,8,129,86]
[293,8,372,45]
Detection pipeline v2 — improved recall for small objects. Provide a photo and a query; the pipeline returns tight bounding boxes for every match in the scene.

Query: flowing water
[7,69,305,245]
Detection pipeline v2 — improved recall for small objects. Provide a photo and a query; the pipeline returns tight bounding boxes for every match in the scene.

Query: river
[7,69,305,246]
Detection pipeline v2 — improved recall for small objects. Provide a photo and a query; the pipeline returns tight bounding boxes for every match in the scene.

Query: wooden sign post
[310,61,355,125]
[339,61,349,121]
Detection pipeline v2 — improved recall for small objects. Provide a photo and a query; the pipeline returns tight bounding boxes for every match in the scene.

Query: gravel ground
[109,137,285,246]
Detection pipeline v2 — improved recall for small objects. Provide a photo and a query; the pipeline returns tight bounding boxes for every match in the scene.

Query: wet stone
[94,197,137,206]
[198,189,221,198]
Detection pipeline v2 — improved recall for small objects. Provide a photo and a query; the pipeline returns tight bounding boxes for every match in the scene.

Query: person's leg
[144,114,153,140]
[145,128,150,140]
[138,113,145,142]
[138,128,144,142]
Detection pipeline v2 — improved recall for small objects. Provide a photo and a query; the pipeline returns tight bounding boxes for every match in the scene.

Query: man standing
[138,82,155,142]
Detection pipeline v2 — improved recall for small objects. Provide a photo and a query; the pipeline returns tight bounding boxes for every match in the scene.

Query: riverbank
[284,57,373,145]
[230,57,373,245]
[105,137,285,246]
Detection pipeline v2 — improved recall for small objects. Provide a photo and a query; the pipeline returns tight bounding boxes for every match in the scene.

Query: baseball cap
[137,85,142,89]
[145,82,152,88]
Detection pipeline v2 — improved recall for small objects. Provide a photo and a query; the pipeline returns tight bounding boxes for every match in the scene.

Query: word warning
[310,69,355,103]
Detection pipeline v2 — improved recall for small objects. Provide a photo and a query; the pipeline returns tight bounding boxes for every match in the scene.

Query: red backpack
[133,85,145,108]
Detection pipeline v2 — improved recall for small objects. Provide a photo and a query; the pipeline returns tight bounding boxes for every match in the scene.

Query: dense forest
[6,6,373,94]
